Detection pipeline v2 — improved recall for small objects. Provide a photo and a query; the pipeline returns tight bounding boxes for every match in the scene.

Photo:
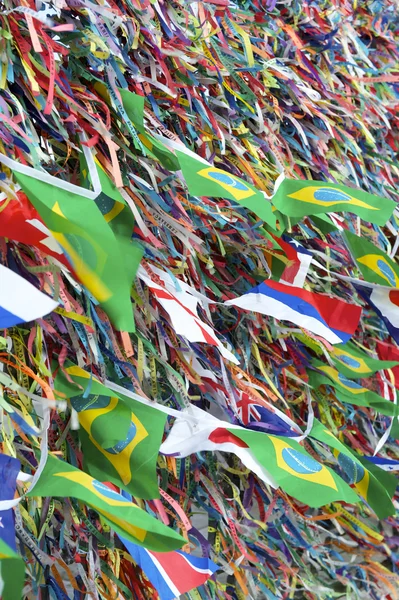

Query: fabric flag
[272,179,395,225]
[224,279,361,345]
[80,155,144,305]
[309,419,395,519]
[355,283,399,345]
[364,456,399,472]
[174,149,276,228]
[236,391,298,436]
[328,341,399,379]
[275,235,313,287]
[0,191,70,267]
[0,455,20,551]
[14,167,137,332]
[117,88,180,171]
[54,363,166,499]
[161,406,359,508]
[27,454,185,551]
[308,361,398,416]
[138,267,238,364]
[344,230,399,287]
[0,538,25,600]
[121,536,219,600]
[0,264,58,328]
[376,342,399,390]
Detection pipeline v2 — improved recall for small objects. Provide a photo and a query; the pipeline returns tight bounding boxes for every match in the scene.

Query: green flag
[118,88,180,170]
[175,149,276,228]
[309,361,398,416]
[0,539,25,600]
[54,363,166,499]
[309,419,396,518]
[27,454,185,552]
[328,341,399,379]
[344,230,399,287]
[80,156,144,301]
[271,179,395,225]
[226,427,360,507]
[15,169,137,332]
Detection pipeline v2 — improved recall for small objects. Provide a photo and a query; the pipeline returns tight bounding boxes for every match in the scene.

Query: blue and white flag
[0,264,58,328]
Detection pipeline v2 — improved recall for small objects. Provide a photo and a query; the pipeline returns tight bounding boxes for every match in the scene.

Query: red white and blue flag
[225,279,361,345]
[355,283,399,345]
[120,536,219,600]
[277,235,313,288]
[236,391,297,436]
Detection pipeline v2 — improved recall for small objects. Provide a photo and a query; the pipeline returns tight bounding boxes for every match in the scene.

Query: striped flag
[225,279,362,344]
[276,235,313,287]
[355,283,399,344]
[0,264,58,328]
[138,267,238,363]
[121,537,219,600]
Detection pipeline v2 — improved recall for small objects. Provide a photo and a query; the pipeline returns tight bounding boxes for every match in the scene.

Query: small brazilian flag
[272,179,395,226]
[309,361,398,416]
[27,454,185,552]
[224,427,359,507]
[175,149,276,228]
[0,539,25,600]
[344,230,399,287]
[310,419,396,519]
[54,363,166,499]
[14,169,139,332]
[328,341,399,379]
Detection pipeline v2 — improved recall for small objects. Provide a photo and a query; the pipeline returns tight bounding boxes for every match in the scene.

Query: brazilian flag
[272,179,395,226]
[310,419,396,519]
[14,167,140,332]
[27,455,185,551]
[175,149,276,228]
[54,362,166,499]
[327,341,399,379]
[309,361,398,416]
[344,230,399,287]
[224,427,359,507]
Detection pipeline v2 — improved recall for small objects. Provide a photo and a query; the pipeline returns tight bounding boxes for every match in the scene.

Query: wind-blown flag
[121,536,219,600]
[275,235,313,287]
[376,341,399,390]
[224,279,361,345]
[0,264,58,328]
[329,341,399,379]
[14,166,138,332]
[272,179,395,225]
[0,455,24,600]
[344,230,399,287]
[0,191,69,267]
[236,391,298,436]
[27,454,185,551]
[54,363,166,499]
[355,283,399,344]
[161,406,359,507]
[309,419,395,518]
[0,455,20,551]
[175,149,276,228]
[308,361,398,416]
[138,267,238,364]
[0,538,25,600]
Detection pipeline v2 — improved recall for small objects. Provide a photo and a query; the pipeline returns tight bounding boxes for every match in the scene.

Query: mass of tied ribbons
[0,0,399,599]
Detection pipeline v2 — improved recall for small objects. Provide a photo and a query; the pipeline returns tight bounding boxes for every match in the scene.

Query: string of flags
[0,1,399,599]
